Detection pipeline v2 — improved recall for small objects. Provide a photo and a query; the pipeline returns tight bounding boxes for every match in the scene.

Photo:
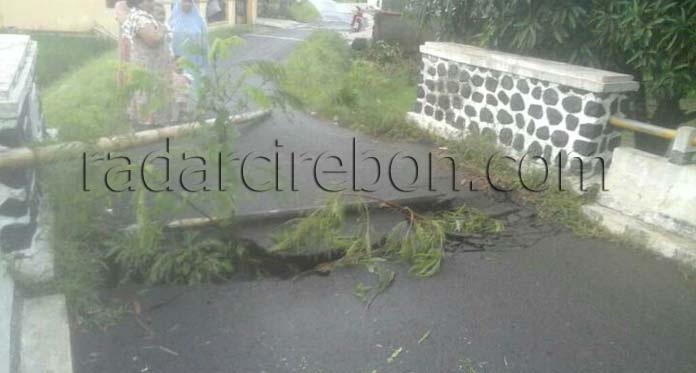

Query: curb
[19,295,72,373]
[0,264,15,373]
[5,202,73,373]
[584,204,696,268]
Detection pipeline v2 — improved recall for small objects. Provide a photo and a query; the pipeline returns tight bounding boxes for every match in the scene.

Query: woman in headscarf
[121,0,180,127]
[169,0,209,74]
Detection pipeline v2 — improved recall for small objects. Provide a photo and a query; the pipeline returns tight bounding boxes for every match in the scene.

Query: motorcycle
[351,6,367,32]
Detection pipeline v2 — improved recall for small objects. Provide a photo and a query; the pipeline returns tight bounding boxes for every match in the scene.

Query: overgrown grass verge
[32,32,116,87]
[42,52,131,141]
[208,25,256,41]
[443,135,605,238]
[259,0,320,23]
[284,30,605,238]
[289,0,321,22]
[283,31,422,139]
[35,34,278,328]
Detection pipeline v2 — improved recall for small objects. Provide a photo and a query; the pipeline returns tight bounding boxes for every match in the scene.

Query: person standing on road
[169,0,209,74]
[122,0,180,127]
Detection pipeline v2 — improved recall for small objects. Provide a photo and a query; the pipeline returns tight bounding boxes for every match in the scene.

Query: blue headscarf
[169,0,208,71]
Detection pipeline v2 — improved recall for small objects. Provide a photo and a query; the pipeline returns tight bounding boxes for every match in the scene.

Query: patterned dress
[121,9,180,127]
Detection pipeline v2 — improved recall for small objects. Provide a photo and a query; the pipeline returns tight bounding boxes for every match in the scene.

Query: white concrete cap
[421,42,640,93]
[0,35,32,101]
[0,34,36,119]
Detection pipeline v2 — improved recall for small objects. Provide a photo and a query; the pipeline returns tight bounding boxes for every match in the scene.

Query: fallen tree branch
[0,109,272,170]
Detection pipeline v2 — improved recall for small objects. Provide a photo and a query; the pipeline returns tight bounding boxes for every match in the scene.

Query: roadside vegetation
[208,24,256,40]
[42,52,131,141]
[32,33,280,328]
[258,0,320,23]
[32,30,518,328]
[283,31,421,139]
[22,9,653,328]
[282,30,603,238]
[32,32,115,87]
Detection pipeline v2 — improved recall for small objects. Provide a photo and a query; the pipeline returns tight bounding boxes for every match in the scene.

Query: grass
[289,0,321,23]
[40,25,257,142]
[259,0,320,23]
[444,135,605,237]
[271,193,504,279]
[32,32,116,87]
[208,24,256,41]
[41,52,131,141]
[25,32,128,328]
[284,30,605,237]
[283,31,421,139]
[35,32,268,327]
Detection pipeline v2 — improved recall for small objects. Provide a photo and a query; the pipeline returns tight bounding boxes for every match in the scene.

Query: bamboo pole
[0,110,271,170]
[608,115,677,140]
[164,194,449,230]
[608,115,696,145]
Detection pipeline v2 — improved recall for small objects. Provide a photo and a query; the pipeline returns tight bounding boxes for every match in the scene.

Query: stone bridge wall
[408,42,640,171]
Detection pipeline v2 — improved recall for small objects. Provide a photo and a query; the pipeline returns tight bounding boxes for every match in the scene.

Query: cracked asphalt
[71,7,696,373]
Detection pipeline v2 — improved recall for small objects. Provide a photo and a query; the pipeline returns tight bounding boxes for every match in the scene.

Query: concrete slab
[20,295,73,373]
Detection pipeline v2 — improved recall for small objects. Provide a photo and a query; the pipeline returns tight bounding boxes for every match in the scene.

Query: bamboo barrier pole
[0,110,271,170]
[608,115,696,146]
[164,194,449,230]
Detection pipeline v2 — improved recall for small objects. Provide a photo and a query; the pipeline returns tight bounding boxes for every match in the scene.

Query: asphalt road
[73,214,696,373]
[71,12,696,373]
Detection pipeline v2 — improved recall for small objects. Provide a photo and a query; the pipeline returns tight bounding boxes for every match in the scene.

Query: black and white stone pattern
[412,54,626,171]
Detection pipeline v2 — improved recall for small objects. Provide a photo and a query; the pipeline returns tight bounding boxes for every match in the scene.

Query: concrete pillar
[669,126,696,165]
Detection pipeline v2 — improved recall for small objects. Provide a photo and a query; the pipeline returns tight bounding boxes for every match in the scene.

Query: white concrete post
[669,126,696,165]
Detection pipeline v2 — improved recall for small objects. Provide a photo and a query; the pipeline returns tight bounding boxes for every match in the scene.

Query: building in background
[0,0,257,37]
